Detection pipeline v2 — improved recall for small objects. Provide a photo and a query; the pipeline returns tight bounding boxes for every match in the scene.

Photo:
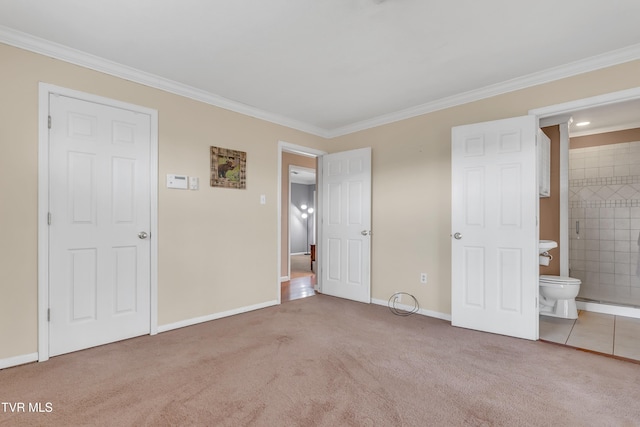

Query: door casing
[38,83,159,362]
[531,86,640,319]
[278,141,327,302]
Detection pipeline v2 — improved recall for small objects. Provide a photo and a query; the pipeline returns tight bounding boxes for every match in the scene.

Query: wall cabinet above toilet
[538,129,551,198]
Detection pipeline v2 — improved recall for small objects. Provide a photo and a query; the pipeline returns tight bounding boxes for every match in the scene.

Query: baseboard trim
[157,300,279,333]
[0,352,38,370]
[371,298,451,321]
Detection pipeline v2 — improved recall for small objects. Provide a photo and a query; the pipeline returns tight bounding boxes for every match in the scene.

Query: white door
[48,94,152,356]
[320,147,372,303]
[451,116,539,340]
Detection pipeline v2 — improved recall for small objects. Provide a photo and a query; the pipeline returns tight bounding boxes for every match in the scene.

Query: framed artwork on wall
[210,146,246,189]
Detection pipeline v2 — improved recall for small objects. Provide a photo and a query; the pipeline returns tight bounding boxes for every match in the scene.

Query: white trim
[577,301,640,319]
[280,142,326,158]
[531,88,640,311]
[277,145,283,304]
[287,165,293,280]
[149,111,159,336]
[315,157,324,295]
[371,299,452,321]
[4,25,640,139]
[538,114,573,129]
[37,83,159,362]
[558,122,569,277]
[0,353,38,370]
[277,141,326,302]
[37,85,50,362]
[157,300,278,333]
[530,87,640,119]
[0,26,329,138]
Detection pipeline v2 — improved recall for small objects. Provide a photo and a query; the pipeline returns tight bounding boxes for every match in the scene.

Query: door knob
[361,230,371,236]
[138,231,148,239]
[453,232,462,240]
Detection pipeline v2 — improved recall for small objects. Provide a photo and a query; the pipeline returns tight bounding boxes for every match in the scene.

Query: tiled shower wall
[569,141,640,306]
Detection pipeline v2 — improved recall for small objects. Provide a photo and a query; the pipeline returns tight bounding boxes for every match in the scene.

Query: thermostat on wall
[166,174,188,189]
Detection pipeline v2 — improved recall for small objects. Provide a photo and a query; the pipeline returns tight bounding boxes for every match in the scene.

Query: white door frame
[531,88,640,275]
[530,86,640,318]
[277,141,327,303]
[37,83,159,362]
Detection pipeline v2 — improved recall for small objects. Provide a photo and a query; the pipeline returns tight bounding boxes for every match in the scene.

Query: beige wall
[280,153,317,278]
[3,39,640,362]
[0,43,327,360]
[329,60,640,315]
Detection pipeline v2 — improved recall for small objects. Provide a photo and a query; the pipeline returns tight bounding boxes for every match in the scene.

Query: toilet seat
[540,275,581,285]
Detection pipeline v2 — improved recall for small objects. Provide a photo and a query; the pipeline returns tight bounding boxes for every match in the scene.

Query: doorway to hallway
[282,254,315,302]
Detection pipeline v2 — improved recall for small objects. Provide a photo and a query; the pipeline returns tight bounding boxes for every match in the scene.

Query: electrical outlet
[420,273,427,284]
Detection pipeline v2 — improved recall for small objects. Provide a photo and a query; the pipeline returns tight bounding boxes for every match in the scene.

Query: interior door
[451,116,539,340]
[48,94,152,356]
[320,147,372,303]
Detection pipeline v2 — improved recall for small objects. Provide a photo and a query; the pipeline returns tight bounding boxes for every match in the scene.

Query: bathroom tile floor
[540,311,640,362]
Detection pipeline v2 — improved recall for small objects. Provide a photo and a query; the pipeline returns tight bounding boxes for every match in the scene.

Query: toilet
[539,275,581,319]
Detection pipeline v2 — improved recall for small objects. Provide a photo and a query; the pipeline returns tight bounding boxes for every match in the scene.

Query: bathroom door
[451,115,539,340]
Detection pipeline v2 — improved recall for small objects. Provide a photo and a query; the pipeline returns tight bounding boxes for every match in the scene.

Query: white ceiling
[568,98,640,137]
[290,167,316,185]
[2,0,640,137]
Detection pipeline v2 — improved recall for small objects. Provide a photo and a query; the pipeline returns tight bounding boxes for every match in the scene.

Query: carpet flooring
[1,295,640,426]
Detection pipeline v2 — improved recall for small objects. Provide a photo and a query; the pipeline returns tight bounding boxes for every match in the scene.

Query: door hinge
[48,115,51,129]
[47,308,50,322]
[47,212,52,225]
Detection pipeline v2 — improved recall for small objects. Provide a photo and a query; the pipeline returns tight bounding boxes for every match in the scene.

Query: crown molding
[328,43,640,138]
[2,24,640,140]
[0,25,330,138]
